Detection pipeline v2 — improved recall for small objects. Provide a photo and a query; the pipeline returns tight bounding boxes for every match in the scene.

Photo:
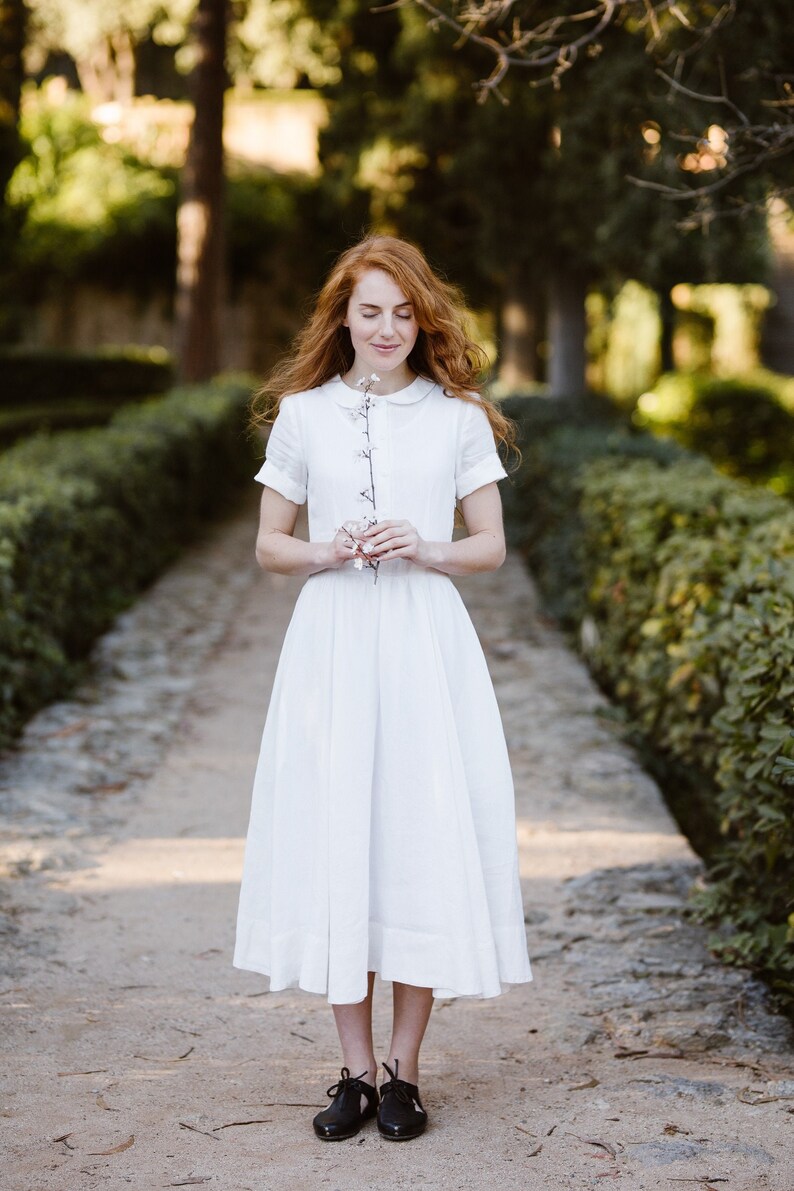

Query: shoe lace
[326,1066,369,1099]
[380,1059,415,1106]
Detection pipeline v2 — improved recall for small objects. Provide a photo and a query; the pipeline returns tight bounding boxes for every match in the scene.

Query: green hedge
[502,395,794,1010]
[0,377,254,748]
[634,371,794,496]
[0,346,174,406]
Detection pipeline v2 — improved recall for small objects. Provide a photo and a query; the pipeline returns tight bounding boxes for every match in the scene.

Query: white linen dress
[233,373,533,1004]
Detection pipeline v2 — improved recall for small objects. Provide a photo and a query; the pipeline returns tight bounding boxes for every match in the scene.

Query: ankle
[342,1058,377,1086]
[384,1056,419,1085]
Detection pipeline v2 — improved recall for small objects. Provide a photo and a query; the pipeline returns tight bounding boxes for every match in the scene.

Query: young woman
[234,234,533,1142]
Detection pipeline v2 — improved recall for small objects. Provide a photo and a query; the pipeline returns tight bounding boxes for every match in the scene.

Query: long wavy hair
[249,234,519,462]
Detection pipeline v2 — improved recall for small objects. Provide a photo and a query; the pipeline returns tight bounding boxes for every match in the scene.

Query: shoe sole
[376,1124,427,1141]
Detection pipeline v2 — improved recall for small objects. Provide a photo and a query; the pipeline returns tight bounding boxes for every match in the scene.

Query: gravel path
[1,494,793,1190]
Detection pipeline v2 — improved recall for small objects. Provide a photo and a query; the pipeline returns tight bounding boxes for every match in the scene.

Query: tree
[406,1,794,211]
[174,0,226,381]
[24,0,195,102]
[307,0,767,394]
[0,0,27,336]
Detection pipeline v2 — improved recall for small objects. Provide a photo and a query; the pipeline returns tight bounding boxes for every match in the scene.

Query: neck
[342,364,416,395]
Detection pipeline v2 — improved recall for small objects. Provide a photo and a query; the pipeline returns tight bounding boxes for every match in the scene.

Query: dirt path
[2,496,793,1191]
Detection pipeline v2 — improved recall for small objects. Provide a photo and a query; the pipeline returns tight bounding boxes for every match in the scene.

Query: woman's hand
[325,523,372,569]
[360,519,431,567]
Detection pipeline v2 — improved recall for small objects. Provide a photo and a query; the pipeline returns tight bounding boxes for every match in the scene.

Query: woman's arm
[255,487,354,576]
[360,482,507,576]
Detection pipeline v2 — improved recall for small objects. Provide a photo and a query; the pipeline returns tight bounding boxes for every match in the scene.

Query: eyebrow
[358,302,412,309]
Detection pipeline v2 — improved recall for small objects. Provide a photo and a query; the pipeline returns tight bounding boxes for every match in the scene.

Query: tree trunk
[547,269,587,397]
[658,287,675,374]
[498,263,540,387]
[174,0,227,383]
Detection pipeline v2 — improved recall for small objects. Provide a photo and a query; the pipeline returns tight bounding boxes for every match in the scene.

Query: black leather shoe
[313,1067,378,1140]
[377,1059,428,1140]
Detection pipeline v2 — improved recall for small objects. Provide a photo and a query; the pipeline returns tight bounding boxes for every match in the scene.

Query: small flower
[355,373,381,389]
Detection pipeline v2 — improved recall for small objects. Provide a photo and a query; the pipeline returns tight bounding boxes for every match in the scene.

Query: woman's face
[343,268,420,387]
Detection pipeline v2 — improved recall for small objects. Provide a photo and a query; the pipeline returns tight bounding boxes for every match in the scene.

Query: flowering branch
[339,373,381,583]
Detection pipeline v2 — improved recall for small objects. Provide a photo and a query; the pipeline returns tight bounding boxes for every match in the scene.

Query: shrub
[0,376,255,748]
[501,394,794,1011]
[634,371,794,495]
[0,346,174,408]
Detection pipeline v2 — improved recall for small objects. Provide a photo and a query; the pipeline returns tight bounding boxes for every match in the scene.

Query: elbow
[484,533,506,572]
[255,537,281,574]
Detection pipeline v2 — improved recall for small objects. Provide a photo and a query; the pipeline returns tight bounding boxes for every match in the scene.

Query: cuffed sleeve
[455,397,507,500]
[254,395,308,505]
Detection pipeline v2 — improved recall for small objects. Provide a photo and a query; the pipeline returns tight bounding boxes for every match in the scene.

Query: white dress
[233,373,533,1004]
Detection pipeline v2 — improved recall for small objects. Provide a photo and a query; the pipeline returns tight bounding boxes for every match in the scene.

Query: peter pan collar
[327,374,434,407]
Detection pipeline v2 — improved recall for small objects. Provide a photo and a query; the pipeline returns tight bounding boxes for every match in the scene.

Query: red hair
[249,234,518,458]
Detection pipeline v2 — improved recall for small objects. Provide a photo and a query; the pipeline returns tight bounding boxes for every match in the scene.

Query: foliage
[25,0,339,97]
[3,85,329,314]
[635,371,794,495]
[7,85,177,296]
[0,376,254,748]
[502,396,794,1011]
[0,345,173,404]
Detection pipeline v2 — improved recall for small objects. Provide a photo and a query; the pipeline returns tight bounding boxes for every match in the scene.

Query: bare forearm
[256,530,332,576]
[420,531,506,576]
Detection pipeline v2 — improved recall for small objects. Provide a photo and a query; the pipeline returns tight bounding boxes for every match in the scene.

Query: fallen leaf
[167,1180,212,1187]
[587,1139,620,1158]
[568,1076,599,1090]
[289,1031,314,1043]
[663,1122,691,1135]
[179,1122,220,1141]
[194,949,221,959]
[96,1095,118,1113]
[52,1132,73,1143]
[88,1135,135,1156]
[528,1144,542,1157]
[58,1069,108,1077]
[134,1047,194,1063]
[737,1086,794,1105]
[613,1048,649,1059]
[213,1119,272,1130]
[514,1125,535,1137]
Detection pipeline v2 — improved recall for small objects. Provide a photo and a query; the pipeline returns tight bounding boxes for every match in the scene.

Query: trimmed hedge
[634,371,794,496]
[0,346,174,406]
[0,377,254,749]
[502,395,794,1011]
[0,400,129,449]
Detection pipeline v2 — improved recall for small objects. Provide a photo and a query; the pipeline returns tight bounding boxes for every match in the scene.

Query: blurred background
[1,2,793,426]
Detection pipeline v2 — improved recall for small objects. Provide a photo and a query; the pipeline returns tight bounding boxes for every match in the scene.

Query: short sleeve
[455,397,508,500]
[254,395,307,505]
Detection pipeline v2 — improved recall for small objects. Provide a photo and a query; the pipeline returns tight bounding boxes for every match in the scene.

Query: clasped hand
[329,519,429,568]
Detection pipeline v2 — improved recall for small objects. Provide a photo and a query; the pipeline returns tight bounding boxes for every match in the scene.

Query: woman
[234,234,533,1142]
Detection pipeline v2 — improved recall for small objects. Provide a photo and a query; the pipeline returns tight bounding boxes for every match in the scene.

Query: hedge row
[0,347,174,406]
[0,400,127,450]
[501,396,794,1010]
[634,371,794,496]
[0,377,254,749]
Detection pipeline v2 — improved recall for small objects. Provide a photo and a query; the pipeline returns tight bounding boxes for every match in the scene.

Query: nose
[380,318,395,338]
